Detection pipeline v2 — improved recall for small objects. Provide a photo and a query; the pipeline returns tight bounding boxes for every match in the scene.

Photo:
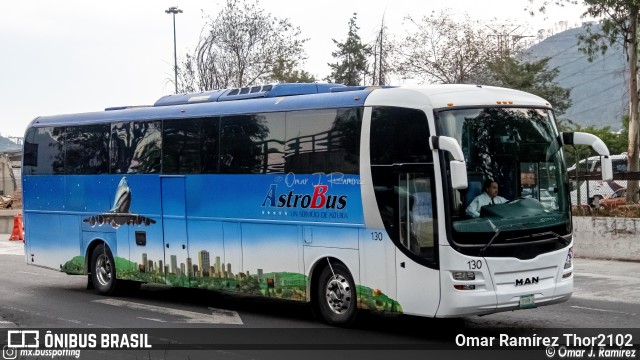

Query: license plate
[519,294,535,309]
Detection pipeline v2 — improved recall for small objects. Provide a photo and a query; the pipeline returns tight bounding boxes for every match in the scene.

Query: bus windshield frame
[436,106,571,259]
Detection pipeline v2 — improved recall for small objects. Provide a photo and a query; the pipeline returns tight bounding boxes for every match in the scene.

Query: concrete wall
[573,216,640,261]
[0,209,21,234]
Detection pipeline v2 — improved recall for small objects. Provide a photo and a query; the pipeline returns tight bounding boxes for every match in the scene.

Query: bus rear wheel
[90,243,117,295]
[315,262,357,327]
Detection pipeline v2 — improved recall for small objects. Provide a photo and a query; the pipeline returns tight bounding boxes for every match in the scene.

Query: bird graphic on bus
[82,177,156,228]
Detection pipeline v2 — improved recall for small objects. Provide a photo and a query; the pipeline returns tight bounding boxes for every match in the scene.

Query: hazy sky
[1,0,589,138]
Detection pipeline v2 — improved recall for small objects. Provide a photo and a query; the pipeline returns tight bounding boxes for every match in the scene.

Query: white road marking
[93,299,243,325]
[16,271,41,276]
[57,318,82,324]
[0,320,17,328]
[570,305,636,316]
[137,317,167,323]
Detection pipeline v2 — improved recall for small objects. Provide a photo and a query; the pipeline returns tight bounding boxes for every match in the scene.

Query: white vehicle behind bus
[568,153,628,207]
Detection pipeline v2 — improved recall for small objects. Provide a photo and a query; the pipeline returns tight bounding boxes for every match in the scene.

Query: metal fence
[568,172,640,208]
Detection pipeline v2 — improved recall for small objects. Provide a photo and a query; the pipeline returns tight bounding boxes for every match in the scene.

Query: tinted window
[285,108,361,174]
[65,124,110,174]
[612,159,628,173]
[110,121,161,174]
[23,127,65,175]
[163,117,220,174]
[220,113,285,174]
[371,107,432,165]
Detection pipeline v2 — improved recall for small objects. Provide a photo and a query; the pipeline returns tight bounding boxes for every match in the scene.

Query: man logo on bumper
[515,277,539,286]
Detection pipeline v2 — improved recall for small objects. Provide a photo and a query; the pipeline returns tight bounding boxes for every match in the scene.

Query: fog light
[563,271,572,279]
[454,284,476,290]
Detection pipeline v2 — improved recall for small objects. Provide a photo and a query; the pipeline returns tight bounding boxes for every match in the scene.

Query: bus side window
[162,118,220,174]
[370,107,436,264]
[220,113,285,174]
[65,124,110,175]
[110,121,161,174]
[23,127,65,175]
[285,108,361,174]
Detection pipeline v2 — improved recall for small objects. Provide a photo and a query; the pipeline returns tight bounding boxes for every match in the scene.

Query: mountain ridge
[527,24,628,130]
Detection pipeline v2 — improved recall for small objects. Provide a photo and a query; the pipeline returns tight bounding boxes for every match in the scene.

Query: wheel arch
[305,250,360,303]
[84,236,115,276]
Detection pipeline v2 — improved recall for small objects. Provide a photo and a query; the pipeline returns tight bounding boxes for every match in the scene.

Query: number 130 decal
[467,259,482,270]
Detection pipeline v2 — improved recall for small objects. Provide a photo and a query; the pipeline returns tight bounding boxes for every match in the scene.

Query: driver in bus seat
[465,179,508,218]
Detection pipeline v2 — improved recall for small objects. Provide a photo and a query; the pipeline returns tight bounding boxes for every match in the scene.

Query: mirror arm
[561,132,613,181]
[430,136,465,161]
[561,132,610,156]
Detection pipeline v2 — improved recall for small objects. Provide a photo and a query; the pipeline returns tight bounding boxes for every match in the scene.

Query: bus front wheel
[316,262,357,327]
[90,243,117,295]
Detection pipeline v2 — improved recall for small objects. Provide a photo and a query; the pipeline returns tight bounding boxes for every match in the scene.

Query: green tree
[369,15,395,86]
[326,13,370,85]
[394,10,500,84]
[487,57,572,116]
[528,0,640,202]
[269,58,316,83]
[178,0,307,91]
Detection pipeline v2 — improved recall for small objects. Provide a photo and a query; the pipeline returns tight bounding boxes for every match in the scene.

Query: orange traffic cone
[10,214,24,241]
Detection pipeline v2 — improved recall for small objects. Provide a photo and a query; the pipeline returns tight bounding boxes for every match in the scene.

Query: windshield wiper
[506,231,570,246]
[479,220,500,255]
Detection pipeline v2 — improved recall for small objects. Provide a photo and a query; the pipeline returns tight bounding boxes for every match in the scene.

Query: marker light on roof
[447,103,454,107]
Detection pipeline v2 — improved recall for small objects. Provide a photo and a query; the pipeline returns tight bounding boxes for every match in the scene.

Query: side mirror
[560,132,613,181]
[600,157,613,181]
[449,161,468,190]
[430,136,468,189]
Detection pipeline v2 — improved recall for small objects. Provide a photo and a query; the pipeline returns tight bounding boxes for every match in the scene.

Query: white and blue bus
[22,83,612,326]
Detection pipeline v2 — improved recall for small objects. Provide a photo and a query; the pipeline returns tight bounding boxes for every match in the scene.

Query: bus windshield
[437,107,570,258]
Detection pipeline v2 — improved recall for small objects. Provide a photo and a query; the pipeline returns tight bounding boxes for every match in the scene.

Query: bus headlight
[452,271,477,290]
[452,271,475,281]
[564,247,573,269]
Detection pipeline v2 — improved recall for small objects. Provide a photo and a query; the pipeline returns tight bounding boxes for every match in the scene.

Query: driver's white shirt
[465,192,508,218]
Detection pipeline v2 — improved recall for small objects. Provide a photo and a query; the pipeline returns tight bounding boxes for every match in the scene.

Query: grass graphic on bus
[60,255,402,312]
[60,256,85,275]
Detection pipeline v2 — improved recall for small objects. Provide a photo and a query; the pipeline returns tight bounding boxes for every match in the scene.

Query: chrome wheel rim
[325,275,352,315]
[95,253,113,287]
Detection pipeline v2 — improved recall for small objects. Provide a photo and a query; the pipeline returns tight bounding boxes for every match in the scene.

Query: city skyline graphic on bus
[82,177,156,228]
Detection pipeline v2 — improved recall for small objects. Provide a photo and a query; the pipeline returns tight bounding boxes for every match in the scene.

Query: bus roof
[365,84,552,110]
[28,83,372,129]
[27,83,553,130]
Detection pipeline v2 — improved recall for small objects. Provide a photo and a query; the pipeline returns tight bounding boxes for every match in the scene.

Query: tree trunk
[627,8,640,203]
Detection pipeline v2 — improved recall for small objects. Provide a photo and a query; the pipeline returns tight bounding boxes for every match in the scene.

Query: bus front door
[394,169,440,317]
[161,176,190,285]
